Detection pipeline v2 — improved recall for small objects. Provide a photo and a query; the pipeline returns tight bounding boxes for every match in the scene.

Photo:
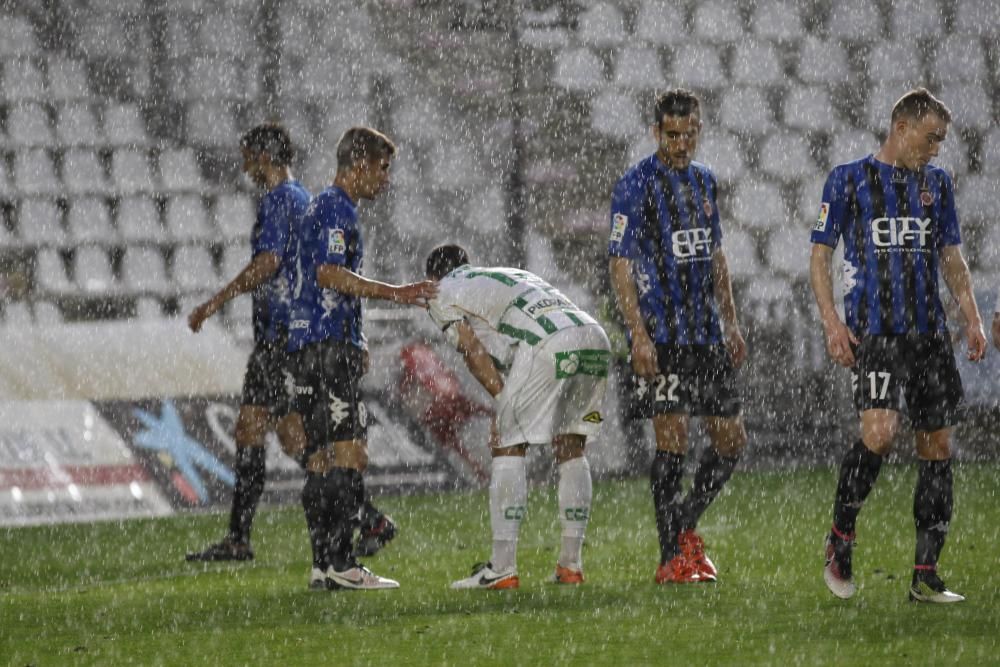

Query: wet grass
[2,463,998,666]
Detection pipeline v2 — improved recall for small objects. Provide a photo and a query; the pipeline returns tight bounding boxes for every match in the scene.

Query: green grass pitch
[2,463,998,666]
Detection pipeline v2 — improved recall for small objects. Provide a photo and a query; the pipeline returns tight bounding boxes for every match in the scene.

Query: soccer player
[288,127,436,590]
[424,244,609,589]
[608,89,748,585]
[810,88,986,603]
[992,289,1000,351]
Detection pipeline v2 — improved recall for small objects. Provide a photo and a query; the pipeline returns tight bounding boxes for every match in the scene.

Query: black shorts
[626,344,741,419]
[241,336,291,416]
[851,333,965,432]
[287,339,368,452]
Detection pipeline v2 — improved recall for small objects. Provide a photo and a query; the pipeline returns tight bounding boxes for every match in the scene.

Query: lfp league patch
[610,213,628,242]
[328,228,346,256]
[814,202,830,232]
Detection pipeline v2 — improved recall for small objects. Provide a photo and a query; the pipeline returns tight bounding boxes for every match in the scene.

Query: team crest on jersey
[610,213,628,242]
[328,229,346,255]
[814,202,830,232]
[702,197,713,218]
[582,411,603,424]
[920,190,934,207]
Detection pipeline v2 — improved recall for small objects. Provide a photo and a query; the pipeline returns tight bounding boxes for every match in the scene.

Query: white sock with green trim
[557,456,592,570]
[489,456,526,573]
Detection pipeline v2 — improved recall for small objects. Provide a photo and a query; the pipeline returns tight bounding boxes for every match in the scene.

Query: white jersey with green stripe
[428,265,599,348]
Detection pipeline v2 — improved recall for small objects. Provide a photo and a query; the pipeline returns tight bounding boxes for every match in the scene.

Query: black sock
[228,446,266,544]
[913,458,953,577]
[832,440,883,538]
[302,471,332,570]
[677,448,739,533]
[651,451,686,564]
[326,468,365,571]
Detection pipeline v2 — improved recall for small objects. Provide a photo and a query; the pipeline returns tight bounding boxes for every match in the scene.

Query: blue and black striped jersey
[811,155,961,336]
[609,154,724,346]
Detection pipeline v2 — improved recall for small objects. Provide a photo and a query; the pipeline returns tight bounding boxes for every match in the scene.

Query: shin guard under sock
[832,440,883,537]
[913,458,953,573]
[677,447,739,533]
[228,446,266,544]
[650,451,685,564]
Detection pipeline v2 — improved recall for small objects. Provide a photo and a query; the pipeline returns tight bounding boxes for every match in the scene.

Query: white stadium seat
[159,148,206,193]
[121,246,170,295]
[221,244,251,280]
[634,1,687,46]
[62,149,112,196]
[692,1,744,43]
[164,195,213,242]
[889,0,945,40]
[759,131,816,181]
[186,101,238,147]
[718,87,773,134]
[865,44,924,88]
[195,11,255,56]
[590,91,643,140]
[74,246,117,294]
[17,199,65,246]
[828,129,879,166]
[173,244,218,291]
[953,0,1000,36]
[794,176,828,221]
[576,3,627,48]
[795,38,852,86]
[766,230,810,278]
[939,83,993,130]
[977,128,1000,174]
[0,18,40,58]
[553,48,606,92]
[213,194,256,242]
[14,150,61,196]
[751,0,804,42]
[723,228,762,279]
[782,85,843,133]
[111,149,157,194]
[612,47,666,91]
[2,58,46,102]
[826,0,883,41]
[696,131,746,183]
[730,41,785,87]
[118,196,167,243]
[34,301,64,325]
[56,104,103,146]
[134,297,166,320]
[102,103,150,147]
[731,179,789,229]
[933,134,970,178]
[34,249,72,293]
[67,198,118,245]
[2,302,34,326]
[46,57,92,102]
[5,103,55,147]
[956,174,996,223]
[670,44,726,90]
[930,36,987,86]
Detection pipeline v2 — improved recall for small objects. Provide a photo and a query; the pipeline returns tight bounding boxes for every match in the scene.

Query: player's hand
[629,329,658,379]
[992,313,1000,352]
[966,320,987,361]
[725,326,747,368]
[822,317,858,367]
[394,280,438,307]
[188,302,213,333]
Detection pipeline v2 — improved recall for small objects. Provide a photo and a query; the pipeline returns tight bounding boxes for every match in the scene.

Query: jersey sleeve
[810,167,847,248]
[936,171,961,248]
[608,172,644,259]
[316,201,356,268]
[253,191,291,256]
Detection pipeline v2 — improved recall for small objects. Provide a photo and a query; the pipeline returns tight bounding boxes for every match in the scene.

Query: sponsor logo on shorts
[555,349,610,379]
[328,391,349,426]
[328,228,346,256]
[610,213,628,243]
[290,319,309,330]
[814,202,830,232]
[582,411,603,424]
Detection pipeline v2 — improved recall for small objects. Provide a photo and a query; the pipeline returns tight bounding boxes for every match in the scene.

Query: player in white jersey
[425,244,610,589]
[993,284,1000,351]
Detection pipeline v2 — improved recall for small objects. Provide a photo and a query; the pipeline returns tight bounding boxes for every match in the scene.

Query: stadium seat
[463,186,506,235]
[186,101,238,147]
[278,11,319,58]
[750,0,804,42]
[782,85,843,133]
[13,150,61,196]
[159,148,206,193]
[183,56,257,101]
[46,57,92,102]
[692,1,745,43]
[929,36,987,86]
[17,198,65,247]
[111,149,157,194]
[318,98,374,145]
[933,133,970,178]
[795,37,852,86]
[576,3,627,48]
[34,300,64,325]
[696,131,746,183]
[5,103,56,147]
[62,149,113,196]
[1,58,46,102]
[521,26,570,50]
[612,47,666,91]
[828,129,879,166]
[292,55,367,102]
[865,44,924,88]
[759,131,816,181]
[552,48,606,92]
[590,91,643,140]
[766,228,810,278]
[34,248,72,294]
[793,176,828,221]
[956,174,995,223]
[939,83,994,130]
[730,41,785,87]
[627,135,657,167]
[121,246,170,295]
[56,104,103,146]
[102,103,150,148]
[718,87,773,135]
[75,12,143,58]
[825,0,883,41]
[2,301,34,326]
[226,293,253,329]
[172,244,218,291]
[953,0,1000,36]
[889,0,945,40]
[723,228,762,279]
[134,296,166,320]
[634,0,687,45]
[117,196,167,244]
[73,246,117,294]
[164,195,213,242]
[195,10,255,57]
[731,179,789,229]
[427,143,483,189]
[670,44,726,90]
[221,243,250,280]
[67,198,118,245]
[0,17,40,58]
[977,128,1000,174]
[213,194,255,242]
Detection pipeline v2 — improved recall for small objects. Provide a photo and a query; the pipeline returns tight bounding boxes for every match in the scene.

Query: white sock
[557,456,592,570]
[489,456,527,573]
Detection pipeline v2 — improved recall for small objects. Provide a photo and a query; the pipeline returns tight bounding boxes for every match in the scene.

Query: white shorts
[495,323,610,447]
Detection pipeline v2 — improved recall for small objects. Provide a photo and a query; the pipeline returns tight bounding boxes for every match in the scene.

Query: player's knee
[552,436,586,465]
[915,431,952,461]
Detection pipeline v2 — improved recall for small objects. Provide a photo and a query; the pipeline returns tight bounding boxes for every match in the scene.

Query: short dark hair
[336,127,397,171]
[653,88,701,125]
[240,123,295,166]
[426,244,470,279]
[891,87,952,124]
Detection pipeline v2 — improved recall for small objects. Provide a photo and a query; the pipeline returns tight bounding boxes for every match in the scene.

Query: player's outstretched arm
[711,248,747,367]
[188,252,281,332]
[609,257,657,378]
[940,245,986,361]
[454,320,504,397]
[317,264,438,306]
[809,243,858,367]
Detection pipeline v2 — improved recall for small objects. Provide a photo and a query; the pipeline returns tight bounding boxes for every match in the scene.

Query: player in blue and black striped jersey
[609,89,748,585]
[810,88,986,604]
[286,127,436,590]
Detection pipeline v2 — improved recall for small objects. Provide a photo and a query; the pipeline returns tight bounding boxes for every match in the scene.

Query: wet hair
[336,127,397,171]
[653,88,701,125]
[240,123,295,166]
[426,244,470,279]
[891,88,952,124]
